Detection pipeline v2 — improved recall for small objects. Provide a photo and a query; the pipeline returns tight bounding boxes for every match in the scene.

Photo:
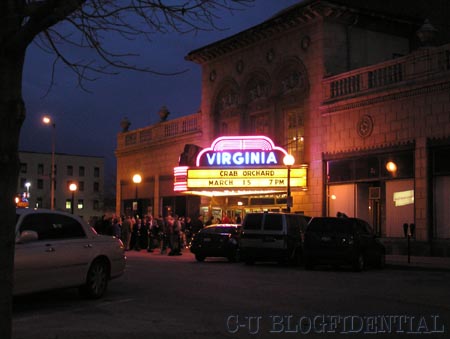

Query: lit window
[66,199,72,210]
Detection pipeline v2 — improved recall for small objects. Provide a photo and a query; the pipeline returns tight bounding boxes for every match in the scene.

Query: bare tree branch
[15,0,254,90]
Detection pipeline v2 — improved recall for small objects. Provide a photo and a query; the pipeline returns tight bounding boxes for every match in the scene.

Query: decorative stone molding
[236,60,244,74]
[357,114,374,138]
[209,70,217,82]
[301,35,311,51]
[266,48,275,63]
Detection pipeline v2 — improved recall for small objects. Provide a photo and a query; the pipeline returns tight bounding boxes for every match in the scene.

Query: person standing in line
[121,215,132,251]
[139,217,149,250]
[112,217,121,240]
[235,214,242,224]
[168,215,182,256]
[132,218,142,251]
[190,215,204,239]
[147,214,157,252]
[178,216,187,249]
[205,215,214,226]
[160,216,170,254]
[184,216,192,247]
[222,212,231,223]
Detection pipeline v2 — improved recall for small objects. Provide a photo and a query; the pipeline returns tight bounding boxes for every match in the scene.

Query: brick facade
[116,1,450,254]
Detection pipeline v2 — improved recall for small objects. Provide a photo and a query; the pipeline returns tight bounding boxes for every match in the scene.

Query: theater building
[116,0,450,255]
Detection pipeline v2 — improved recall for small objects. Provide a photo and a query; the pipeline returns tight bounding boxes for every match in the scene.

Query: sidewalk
[386,254,450,271]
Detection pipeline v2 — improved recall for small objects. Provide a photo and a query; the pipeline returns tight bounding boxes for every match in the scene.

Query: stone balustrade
[323,44,450,102]
[117,112,201,150]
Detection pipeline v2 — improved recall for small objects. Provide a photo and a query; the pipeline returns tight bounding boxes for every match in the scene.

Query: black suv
[240,212,310,266]
[303,217,385,271]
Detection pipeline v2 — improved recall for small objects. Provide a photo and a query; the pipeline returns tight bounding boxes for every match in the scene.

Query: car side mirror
[17,230,39,244]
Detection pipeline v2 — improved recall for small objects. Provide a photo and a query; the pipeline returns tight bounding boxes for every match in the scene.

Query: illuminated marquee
[196,136,287,167]
[174,136,308,193]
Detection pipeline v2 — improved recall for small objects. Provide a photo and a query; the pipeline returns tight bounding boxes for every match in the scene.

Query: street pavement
[13,248,450,339]
[126,248,450,271]
[386,254,450,271]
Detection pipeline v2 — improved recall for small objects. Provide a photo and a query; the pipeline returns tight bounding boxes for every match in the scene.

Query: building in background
[115,111,202,219]
[116,0,450,255]
[17,151,105,221]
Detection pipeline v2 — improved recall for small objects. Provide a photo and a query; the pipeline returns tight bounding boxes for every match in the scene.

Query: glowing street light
[283,154,295,212]
[132,174,142,215]
[43,115,56,210]
[69,183,77,214]
[25,182,31,198]
[386,161,397,173]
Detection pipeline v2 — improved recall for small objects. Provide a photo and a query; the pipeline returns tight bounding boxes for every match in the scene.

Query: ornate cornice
[185,0,418,64]
[185,1,354,64]
[323,140,415,160]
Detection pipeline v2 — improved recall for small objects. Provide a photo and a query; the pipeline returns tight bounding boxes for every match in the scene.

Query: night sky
[19,1,300,184]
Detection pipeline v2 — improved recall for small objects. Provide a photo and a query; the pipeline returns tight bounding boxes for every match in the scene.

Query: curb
[386,262,450,272]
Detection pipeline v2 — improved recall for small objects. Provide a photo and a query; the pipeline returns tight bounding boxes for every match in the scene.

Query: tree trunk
[0,48,26,339]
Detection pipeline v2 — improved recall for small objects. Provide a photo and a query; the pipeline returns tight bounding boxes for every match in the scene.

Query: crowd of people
[93,213,209,256]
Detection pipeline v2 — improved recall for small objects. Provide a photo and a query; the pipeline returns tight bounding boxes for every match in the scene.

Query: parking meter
[403,223,409,237]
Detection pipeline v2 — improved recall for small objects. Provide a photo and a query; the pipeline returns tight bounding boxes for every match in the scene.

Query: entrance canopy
[174,135,307,197]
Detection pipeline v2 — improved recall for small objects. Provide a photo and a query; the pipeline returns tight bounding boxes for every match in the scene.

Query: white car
[14,209,126,298]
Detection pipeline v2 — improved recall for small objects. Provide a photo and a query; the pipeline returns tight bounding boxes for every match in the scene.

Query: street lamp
[43,115,56,210]
[69,183,77,214]
[386,161,397,173]
[132,174,142,216]
[25,182,31,198]
[283,154,295,212]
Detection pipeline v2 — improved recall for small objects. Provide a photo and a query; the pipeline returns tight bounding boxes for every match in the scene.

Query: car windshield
[308,218,353,233]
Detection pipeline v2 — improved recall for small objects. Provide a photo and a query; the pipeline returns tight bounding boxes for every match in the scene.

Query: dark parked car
[303,217,385,271]
[240,212,310,266]
[190,224,241,262]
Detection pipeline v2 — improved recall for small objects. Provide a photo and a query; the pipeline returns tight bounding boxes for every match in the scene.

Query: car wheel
[80,258,109,299]
[352,253,365,272]
[195,254,205,262]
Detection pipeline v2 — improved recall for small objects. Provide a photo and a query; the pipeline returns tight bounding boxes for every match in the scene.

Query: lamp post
[43,116,56,210]
[132,174,142,216]
[25,182,31,198]
[283,154,295,212]
[69,183,77,214]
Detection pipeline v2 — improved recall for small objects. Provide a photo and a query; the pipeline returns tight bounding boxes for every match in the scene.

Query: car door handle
[84,244,93,248]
